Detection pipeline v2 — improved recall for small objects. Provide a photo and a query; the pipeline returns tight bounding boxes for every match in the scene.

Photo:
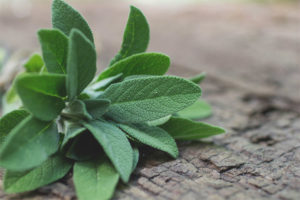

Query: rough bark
[0,2,300,200]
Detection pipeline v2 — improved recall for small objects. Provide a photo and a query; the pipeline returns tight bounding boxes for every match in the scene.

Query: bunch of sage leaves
[0,1,225,200]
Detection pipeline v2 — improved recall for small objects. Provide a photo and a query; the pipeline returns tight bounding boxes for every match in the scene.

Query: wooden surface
[0,1,300,200]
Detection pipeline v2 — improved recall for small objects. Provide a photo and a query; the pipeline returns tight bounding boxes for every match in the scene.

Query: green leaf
[67,29,96,101]
[160,117,225,140]
[15,73,66,121]
[98,53,170,82]
[4,154,72,193]
[147,115,171,126]
[38,29,68,74]
[61,123,86,147]
[52,0,94,43]
[90,73,123,91]
[83,120,133,182]
[100,76,201,123]
[132,147,139,172]
[65,132,100,161]
[189,72,206,84]
[63,100,92,120]
[176,99,212,120]
[83,99,110,119]
[118,123,178,158]
[0,109,29,146]
[24,53,44,73]
[0,116,60,171]
[110,6,149,66]
[74,157,119,200]
[2,84,22,115]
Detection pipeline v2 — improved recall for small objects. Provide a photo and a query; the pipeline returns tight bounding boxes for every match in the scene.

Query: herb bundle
[0,0,225,200]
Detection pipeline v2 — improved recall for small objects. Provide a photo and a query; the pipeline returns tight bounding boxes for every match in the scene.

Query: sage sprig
[0,0,225,200]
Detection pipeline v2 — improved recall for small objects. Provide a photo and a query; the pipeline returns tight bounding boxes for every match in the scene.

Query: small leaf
[118,123,178,158]
[176,99,212,120]
[65,132,100,161]
[38,29,68,74]
[67,29,96,101]
[189,72,206,84]
[0,116,60,171]
[100,76,201,123]
[0,109,29,146]
[160,117,225,140]
[63,100,92,120]
[147,115,171,126]
[74,157,119,200]
[61,123,86,147]
[15,73,66,121]
[90,73,123,91]
[98,53,170,81]
[110,6,149,66]
[4,154,72,193]
[52,0,94,43]
[2,83,22,115]
[132,147,139,172]
[83,99,110,119]
[83,120,133,182]
[24,53,44,73]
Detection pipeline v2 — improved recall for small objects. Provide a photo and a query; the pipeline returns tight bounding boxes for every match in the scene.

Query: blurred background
[0,0,299,99]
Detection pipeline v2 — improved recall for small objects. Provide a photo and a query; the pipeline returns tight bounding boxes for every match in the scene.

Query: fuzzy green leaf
[52,0,94,43]
[100,76,201,123]
[118,123,178,158]
[160,117,225,140]
[61,123,86,147]
[65,132,100,161]
[110,6,149,66]
[90,74,123,91]
[67,29,96,101]
[63,100,92,120]
[132,147,139,172]
[0,116,60,171]
[83,120,133,182]
[147,115,171,126]
[83,99,110,119]
[2,82,22,115]
[38,29,68,74]
[15,73,66,121]
[98,53,169,81]
[189,72,206,84]
[0,109,29,146]
[4,154,72,193]
[24,53,44,73]
[74,157,119,200]
[176,99,212,120]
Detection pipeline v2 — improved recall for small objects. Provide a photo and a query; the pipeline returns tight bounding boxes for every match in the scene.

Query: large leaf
[24,53,44,73]
[15,73,66,121]
[100,76,201,123]
[176,99,212,120]
[98,53,169,81]
[73,158,119,200]
[109,6,149,66]
[118,123,178,158]
[83,120,133,182]
[67,29,96,101]
[0,109,29,146]
[160,117,225,140]
[0,116,60,171]
[4,154,72,193]
[38,29,68,74]
[83,99,110,119]
[52,0,94,43]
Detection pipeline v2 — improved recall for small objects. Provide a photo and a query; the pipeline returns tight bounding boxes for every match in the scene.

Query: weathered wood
[0,2,299,200]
